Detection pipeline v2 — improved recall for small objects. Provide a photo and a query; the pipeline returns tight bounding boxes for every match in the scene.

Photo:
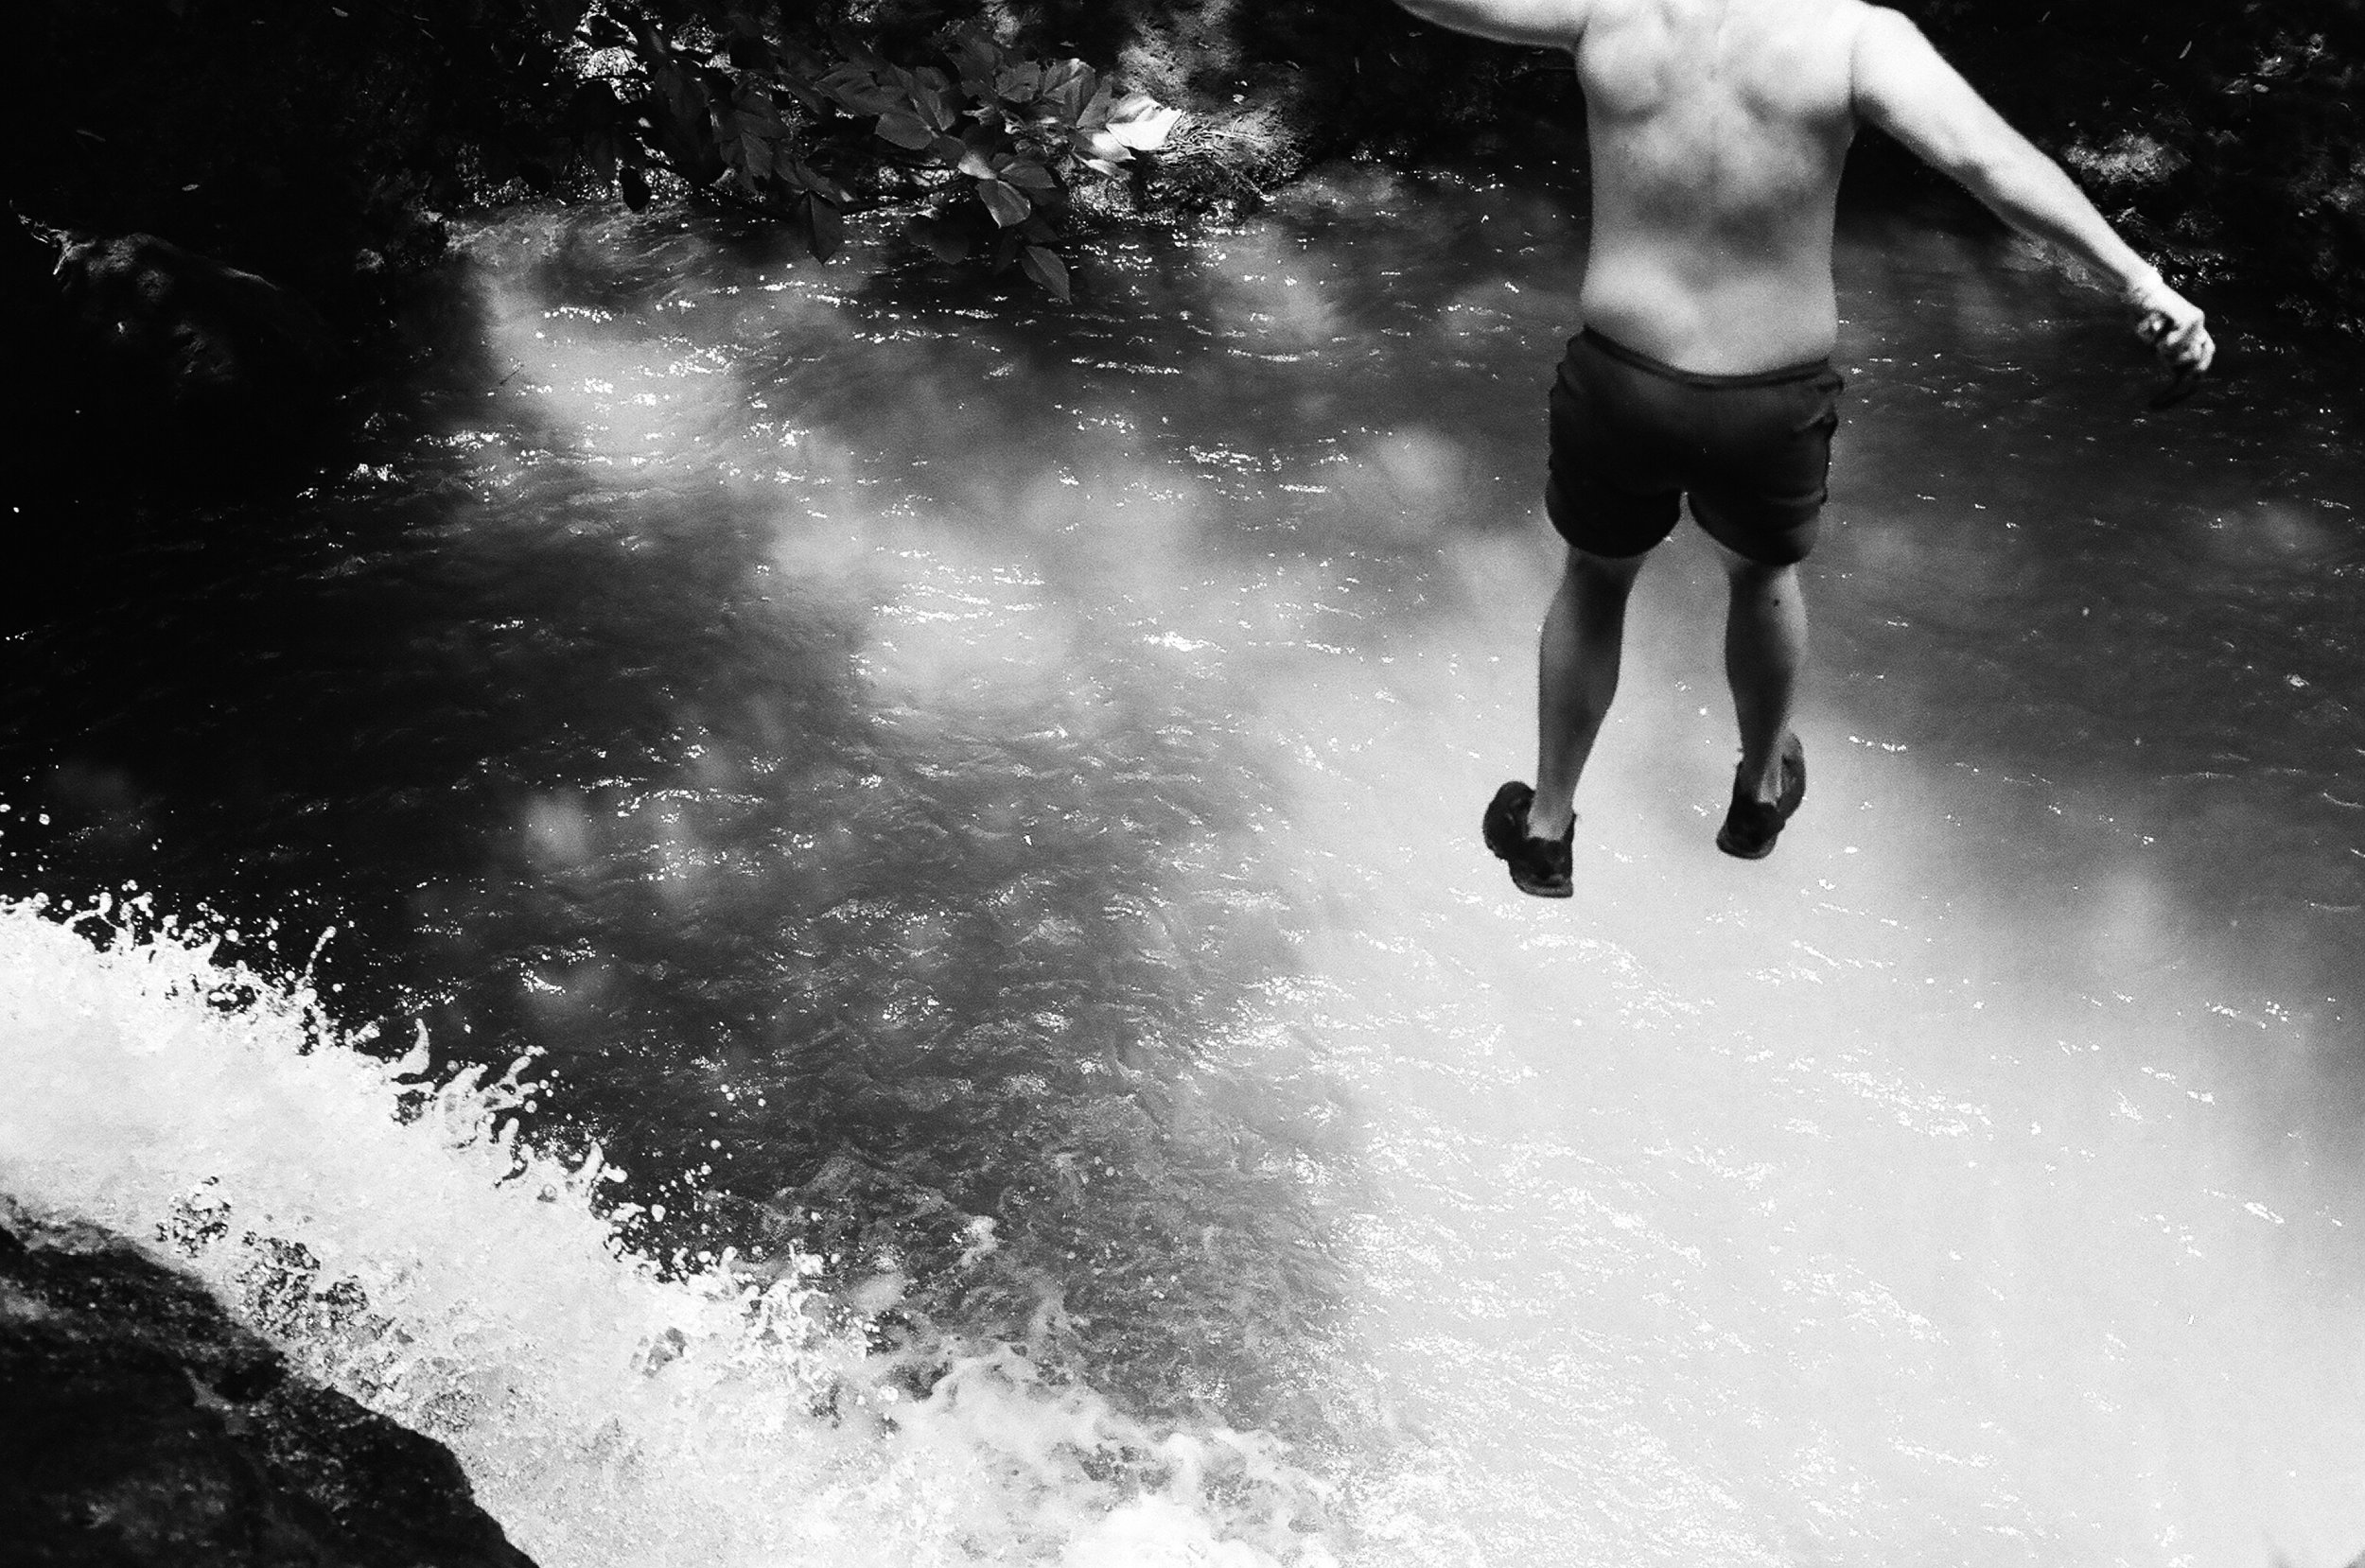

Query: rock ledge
[0,1199,537,1568]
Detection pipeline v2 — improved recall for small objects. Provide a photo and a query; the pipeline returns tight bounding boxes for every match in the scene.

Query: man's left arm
[1851,8,2212,379]
[1390,0,1591,49]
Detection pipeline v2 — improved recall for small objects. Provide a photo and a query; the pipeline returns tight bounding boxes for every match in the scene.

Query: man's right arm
[1389,0,1589,50]
[1850,7,2212,377]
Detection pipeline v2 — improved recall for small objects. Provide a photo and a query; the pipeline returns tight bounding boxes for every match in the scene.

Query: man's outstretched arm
[1390,0,1590,49]
[1851,7,2213,378]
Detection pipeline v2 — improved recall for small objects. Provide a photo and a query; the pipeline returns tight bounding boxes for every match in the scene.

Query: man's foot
[1483,780,1574,897]
[1715,732,1806,860]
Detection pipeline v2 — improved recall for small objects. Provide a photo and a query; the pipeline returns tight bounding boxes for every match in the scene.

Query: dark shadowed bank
[0,1200,537,1567]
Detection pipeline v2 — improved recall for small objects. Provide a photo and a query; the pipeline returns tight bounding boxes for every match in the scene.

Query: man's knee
[1569,547,1646,593]
[1711,539,1798,590]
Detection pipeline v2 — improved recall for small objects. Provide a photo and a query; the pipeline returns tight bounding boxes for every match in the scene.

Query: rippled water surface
[7,162,2365,1565]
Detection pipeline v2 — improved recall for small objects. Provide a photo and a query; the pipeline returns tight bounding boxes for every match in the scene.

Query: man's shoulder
[1844,3,1960,118]
[1842,3,1932,75]
[1795,0,1902,59]
[1574,0,1909,112]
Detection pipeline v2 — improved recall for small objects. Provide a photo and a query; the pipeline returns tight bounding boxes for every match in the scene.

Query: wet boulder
[7,226,342,500]
[0,1199,537,1568]
[51,230,338,430]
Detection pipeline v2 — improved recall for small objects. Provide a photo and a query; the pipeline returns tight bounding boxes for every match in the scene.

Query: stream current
[6,161,2365,1565]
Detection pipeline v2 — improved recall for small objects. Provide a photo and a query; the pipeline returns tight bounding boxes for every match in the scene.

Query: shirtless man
[1390,0,2216,897]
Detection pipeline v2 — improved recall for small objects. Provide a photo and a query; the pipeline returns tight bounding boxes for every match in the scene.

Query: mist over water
[5,163,2364,1563]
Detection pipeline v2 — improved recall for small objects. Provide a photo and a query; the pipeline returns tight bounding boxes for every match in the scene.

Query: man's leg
[1528,547,1645,841]
[1718,545,1808,804]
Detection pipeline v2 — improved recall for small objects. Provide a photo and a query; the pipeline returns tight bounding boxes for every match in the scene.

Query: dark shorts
[1545,327,1844,566]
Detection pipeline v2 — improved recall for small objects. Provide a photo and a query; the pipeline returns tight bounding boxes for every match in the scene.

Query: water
[5,161,2364,1564]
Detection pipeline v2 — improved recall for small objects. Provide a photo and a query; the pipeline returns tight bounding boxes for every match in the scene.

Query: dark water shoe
[1715,733,1807,860]
[1483,780,1574,898]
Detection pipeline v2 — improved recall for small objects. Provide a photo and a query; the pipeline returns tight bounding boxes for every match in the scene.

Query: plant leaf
[828,26,885,73]
[1073,127,1131,166]
[1040,60,1092,122]
[1020,244,1070,302]
[1106,93,1181,151]
[976,178,1030,227]
[950,30,1000,94]
[734,86,786,137]
[736,129,777,181]
[781,158,850,204]
[820,66,900,116]
[778,74,832,113]
[995,61,1043,102]
[876,110,933,149]
[804,196,844,262]
[999,156,1057,194]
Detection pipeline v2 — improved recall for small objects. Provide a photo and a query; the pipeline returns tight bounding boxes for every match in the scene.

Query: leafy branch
[564,4,1181,300]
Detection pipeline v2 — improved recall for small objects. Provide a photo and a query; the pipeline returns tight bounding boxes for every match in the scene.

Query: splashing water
[0,897,1335,1567]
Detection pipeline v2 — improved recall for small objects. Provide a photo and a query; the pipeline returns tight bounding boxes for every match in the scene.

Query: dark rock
[6,224,347,509]
[0,1198,538,1568]
[51,230,339,430]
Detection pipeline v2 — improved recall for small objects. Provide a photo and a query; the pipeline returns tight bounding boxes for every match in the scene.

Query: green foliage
[565,5,1182,299]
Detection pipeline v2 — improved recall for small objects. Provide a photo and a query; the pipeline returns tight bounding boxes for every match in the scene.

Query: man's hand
[2123,269,2211,407]
[2125,270,2212,375]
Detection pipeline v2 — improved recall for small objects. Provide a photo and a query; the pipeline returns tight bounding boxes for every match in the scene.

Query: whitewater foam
[0,896,1335,1567]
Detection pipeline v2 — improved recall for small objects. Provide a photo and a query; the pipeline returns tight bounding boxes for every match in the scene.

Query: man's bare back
[1574,0,1859,372]
[1391,0,2215,894]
